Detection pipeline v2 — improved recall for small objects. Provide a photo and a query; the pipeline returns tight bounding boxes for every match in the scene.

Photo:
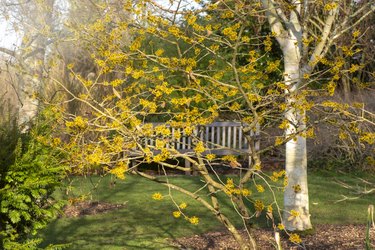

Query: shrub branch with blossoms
[45,0,374,249]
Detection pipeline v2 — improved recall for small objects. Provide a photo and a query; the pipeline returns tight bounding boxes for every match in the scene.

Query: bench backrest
[143,121,259,155]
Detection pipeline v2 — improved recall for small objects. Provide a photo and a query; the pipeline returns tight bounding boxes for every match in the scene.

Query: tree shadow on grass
[40,208,185,249]
[38,175,184,249]
[40,174,276,249]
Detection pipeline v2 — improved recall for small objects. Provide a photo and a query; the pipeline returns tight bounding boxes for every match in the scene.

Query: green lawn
[39,171,375,250]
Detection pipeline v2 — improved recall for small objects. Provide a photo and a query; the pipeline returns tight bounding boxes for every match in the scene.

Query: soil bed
[61,201,374,249]
[173,224,375,250]
[62,201,127,218]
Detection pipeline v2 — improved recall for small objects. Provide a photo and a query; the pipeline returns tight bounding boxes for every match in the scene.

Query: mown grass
[39,170,375,249]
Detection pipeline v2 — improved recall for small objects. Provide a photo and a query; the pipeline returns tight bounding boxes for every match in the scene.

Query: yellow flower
[254,164,262,171]
[194,141,205,154]
[352,29,360,38]
[206,154,216,161]
[155,139,165,149]
[241,188,251,196]
[66,116,87,130]
[289,233,302,244]
[242,36,250,43]
[109,161,128,180]
[256,184,265,193]
[179,202,187,209]
[189,216,199,225]
[324,2,338,11]
[267,205,273,213]
[254,200,264,212]
[278,120,290,130]
[155,49,164,56]
[52,137,61,146]
[222,155,237,162]
[226,178,234,189]
[173,211,181,218]
[290,209,300,217]
[233,189,241,195]
[229,102,241,111]
[152,192,163,200]
[277,223,285,230]
[283,176,289,187]
[292,185,301,193]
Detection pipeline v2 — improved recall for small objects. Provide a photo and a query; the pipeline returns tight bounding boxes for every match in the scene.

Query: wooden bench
[131,121,260,171]
[144,121,259,154]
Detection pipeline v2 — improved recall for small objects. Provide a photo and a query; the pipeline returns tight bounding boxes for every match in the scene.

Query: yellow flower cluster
[206,154,216,161]
[256,184,265,193]
[360,132,375,144]
[186,15,197,26]
[171,97,192,106]
[110,136,124,153]
[324,2,338,11]
[152,192,163,200]
[66,116,87,130]
[254,200,264,212]
[194,141,205,154]
[109,161,128,180]
[270,170,286,182]
[224,178,251,196]
[188,216,199,225]
[173,211,181,218]
[266,60,281,73]
[129,37,142,51]
[264,35,273,52]
[326,81,336,96]
[87,148,107,165]
[352,29,360,38]
[221,10,234,19]
[132,70,144,79]
[222,27,238,41]
[292,184,302,193]
[229,102,241,111]
[140,99,157,113]
[290,209,300,217]
[155,139,166,149]
[241,188,251,196]
[153,148,170,162]
[155,125,171,136]
[179,202,187,209]
[289,233,302,244]
[222,155,237,162]
[168,25,181,37]
[283,176,289,188]
[278,120,290,130]
[274,137,283,146]
[242,36,250,43]
[153,81,173,97]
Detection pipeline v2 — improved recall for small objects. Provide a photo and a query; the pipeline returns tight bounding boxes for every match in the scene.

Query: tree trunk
[207,184,256,250]
[282,40,312,231]
[338,49,351,102]
[18,73,41,131]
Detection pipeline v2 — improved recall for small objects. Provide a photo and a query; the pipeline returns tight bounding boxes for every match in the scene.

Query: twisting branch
[307,1,339,72]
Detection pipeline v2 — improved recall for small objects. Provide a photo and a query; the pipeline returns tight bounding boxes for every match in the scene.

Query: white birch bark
[260,0,372,231]
[261,0,313,231]
[282,31,312,231]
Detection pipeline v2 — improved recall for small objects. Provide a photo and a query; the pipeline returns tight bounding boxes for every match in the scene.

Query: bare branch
[0,46,15,57]
[261,0,287,43]
[332,7,375,41]
[307,1,340,72]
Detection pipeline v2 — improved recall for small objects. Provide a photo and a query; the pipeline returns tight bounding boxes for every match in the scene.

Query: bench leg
[185,160,192,175]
